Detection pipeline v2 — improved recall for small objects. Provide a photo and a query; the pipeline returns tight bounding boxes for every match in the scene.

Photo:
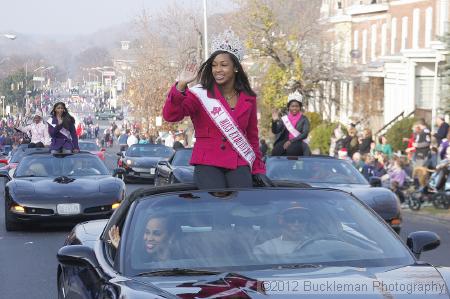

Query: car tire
[4,201,21,231]
[57,270,65,299]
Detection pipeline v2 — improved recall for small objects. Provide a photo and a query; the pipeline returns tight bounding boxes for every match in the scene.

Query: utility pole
[203,0,208,61]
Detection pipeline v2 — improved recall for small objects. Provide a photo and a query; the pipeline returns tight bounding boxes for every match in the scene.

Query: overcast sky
[0,0,234,36]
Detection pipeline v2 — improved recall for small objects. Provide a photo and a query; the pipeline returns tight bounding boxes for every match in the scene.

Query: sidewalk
[403,207,450,223]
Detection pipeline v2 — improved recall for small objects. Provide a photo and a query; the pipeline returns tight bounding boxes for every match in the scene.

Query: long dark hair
[197,51,256,97]
[50,102,75,129]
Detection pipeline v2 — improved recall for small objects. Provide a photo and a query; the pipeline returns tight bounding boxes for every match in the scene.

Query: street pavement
[0,143,449,298]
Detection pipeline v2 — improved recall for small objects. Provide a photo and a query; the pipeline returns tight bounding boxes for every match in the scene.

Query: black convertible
[154,148,193,186]
[0,151,125,231]
[265,156,402,233]
[57,184,448,298]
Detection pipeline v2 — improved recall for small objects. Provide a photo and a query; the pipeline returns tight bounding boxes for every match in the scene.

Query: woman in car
[271,91,311,156]
[48,102,79,154]
[162,29,266,189]
[109,215,179,262]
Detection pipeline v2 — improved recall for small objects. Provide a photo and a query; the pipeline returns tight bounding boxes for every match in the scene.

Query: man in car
[253,206,312,256]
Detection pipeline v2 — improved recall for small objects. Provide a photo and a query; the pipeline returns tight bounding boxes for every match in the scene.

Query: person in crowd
[375,135,393,159]
[424,147,439,170]
[271,91,311,156]
[48,102,79,154]
[118,130,130,151]
[352,152,365,172]
[329,124,344,157]
[434,115,449,145]
[438,131,449,160]
[253,206,312,257]
[162,29,266,189]
[164,131,175,148]
[259,139,268,157]
[127,131,139,147]
[413,120,431,167]
[403,125,417,161]
[388,157,407,188]
[337,148,351,161]
[139,133,150,144]
[19,111,51,146]
[173,134,185,150]
[359,128,373,155]
[342,127,359,158]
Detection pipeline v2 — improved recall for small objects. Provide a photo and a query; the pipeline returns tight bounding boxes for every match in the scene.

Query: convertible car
[57,184,448,298]
[154,148,193,186]
[266,156,402,233]
[117,144,174,183]
[0,151,125,231]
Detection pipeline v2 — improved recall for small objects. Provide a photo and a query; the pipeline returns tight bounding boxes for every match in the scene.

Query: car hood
[309,183,399,220]
[9,176,121,200]
[126,157,166,167]
[126,265,449,298]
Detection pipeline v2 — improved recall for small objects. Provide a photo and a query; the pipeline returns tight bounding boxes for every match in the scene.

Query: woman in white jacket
[19,111,50,146]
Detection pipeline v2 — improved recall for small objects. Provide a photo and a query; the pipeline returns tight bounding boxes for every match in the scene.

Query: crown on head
[287,90,303,103]
[210,29,245,61]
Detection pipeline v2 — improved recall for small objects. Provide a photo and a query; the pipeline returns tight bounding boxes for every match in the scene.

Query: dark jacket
[359,137,373,155]
[272,114,310,146]
[434,122,449,145]
[48,116,79,151]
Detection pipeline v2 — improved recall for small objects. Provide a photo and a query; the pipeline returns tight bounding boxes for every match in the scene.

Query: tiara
[210,29,245,61]
[287,90,303,103]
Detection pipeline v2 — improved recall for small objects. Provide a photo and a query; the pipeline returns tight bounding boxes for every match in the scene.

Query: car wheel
[408,192,421,211]
[57,270,66,299]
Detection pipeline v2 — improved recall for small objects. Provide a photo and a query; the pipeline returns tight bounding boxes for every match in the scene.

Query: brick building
[320,0,449,131]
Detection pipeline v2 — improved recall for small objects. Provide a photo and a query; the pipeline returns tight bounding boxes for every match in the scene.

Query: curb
[402,209,450,224]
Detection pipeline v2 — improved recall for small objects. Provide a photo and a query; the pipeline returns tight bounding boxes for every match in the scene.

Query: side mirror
[157,161,169,166]
[0,169,11,181]
[369,177,382,187]
[112,168,126,177]
[407,231,440,259]
[57,245,101,271]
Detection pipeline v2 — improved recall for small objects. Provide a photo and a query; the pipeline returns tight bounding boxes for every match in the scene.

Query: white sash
[189,85,256,169]
[281,115,301,138]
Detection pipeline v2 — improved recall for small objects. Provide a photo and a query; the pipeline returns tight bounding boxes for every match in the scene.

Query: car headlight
[11,204,25,213]
[126,159,133,165]
[111,202,121,210]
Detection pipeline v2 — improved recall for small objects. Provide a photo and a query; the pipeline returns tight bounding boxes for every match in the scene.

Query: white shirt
[127,135,138,147]
[20,122,51,146]
[164,134,174,147]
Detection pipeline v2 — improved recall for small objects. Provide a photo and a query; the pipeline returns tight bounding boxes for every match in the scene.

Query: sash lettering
[190,85,256,168]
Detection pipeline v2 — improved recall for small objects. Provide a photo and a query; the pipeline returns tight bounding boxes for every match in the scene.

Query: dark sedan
[117,144,174,183]
[266,156,402,233]
[0,152,125,231]
[154,148,193,186]
[57,184,447,298]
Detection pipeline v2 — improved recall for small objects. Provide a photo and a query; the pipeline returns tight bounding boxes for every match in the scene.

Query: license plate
[57,203,80,215]
[150,168,155,174]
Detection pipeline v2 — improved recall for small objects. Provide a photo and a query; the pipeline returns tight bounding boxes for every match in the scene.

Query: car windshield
[171,149,192,167]
[15,155,109,177]
[126,145,173,158]
[122,189,413,276]
[79,142,100,151]
[266,158,368,185]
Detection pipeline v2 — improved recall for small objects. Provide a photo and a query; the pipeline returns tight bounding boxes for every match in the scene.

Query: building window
[415,76,435,109]
[425,7,433,48]
[371,24,377,60]
[391,18,397,54]
[354,30,359,49]
[401,16,408,50]
[363,29,368,64]
[381,23,387,56]
[412,8,420,48]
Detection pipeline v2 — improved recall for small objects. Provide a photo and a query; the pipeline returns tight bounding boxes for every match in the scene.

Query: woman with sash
[271,91,311,156]
[48,102,79,154]
[163,30,266,189]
